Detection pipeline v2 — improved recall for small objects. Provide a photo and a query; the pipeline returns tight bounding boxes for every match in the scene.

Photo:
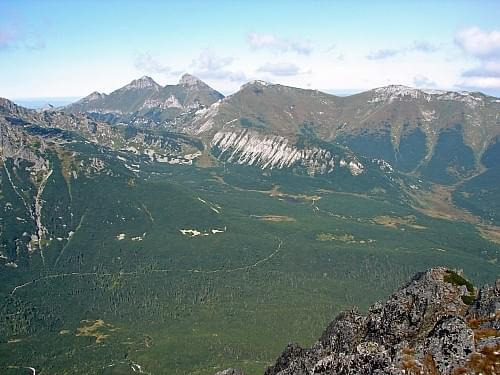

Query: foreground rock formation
[221,268,499,375]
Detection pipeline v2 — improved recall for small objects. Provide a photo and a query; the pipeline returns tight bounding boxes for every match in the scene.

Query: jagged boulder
[420,316,475,374]
[468,279,500,329]
[264,343,315,375]
[318,309,366,354]
[364,268,471,346]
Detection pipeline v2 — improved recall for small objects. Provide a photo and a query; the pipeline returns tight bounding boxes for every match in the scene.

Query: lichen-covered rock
[313,309,368,361]
[364,268,471,347]
[264,343,315,375]
[420,316,474,374]
[468,279,500,329]
[262,267,499,375]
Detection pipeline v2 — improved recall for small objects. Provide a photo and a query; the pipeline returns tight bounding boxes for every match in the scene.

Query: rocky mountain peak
[369,84,487,107]
[218,267,499,375]
[371,84,426,101]
[39,103,55,112]
[178,73,204,86]
[0,97,17,111]
[240,80,273,90]
[84,91,106,101]
[68,91,108,109]
[122,75,160,91]
[0,97,26,116]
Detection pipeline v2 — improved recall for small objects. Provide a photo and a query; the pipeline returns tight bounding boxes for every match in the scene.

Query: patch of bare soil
[373,215,427,230]
[76,319,117,343]
[251,215,296,222]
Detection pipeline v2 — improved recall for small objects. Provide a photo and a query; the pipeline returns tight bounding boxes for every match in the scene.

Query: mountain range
[1,74,499,375]
[59,74,500,224]
[65,74,224,126]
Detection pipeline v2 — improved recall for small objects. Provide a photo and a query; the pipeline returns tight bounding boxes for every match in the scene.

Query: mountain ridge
[63,74,224,124]
[3,75,500,225]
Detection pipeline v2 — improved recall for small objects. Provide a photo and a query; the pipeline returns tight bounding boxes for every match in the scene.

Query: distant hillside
[187,81,499,183]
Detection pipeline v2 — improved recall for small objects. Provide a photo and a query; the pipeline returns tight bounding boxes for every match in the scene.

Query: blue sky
[1,0,500,100]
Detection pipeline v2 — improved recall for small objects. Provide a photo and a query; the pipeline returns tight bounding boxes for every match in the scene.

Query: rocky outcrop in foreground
[222,268,499,375]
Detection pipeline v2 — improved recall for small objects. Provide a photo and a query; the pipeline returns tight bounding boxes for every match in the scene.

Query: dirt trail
[11,238,283,294]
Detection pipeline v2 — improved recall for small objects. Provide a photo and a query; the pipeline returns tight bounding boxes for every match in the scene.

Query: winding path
[10,238,283,295]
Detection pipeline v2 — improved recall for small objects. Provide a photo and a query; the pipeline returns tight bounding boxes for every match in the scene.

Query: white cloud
[367,48,400,60]
[191,49,246,82]
[459,76,500,89]
[0,28,17,49]
[455,27,500,58]
[247,33,312,55]
[413,75,436,88]
[462,61,500,78]
[134,53,177,75]
[291,40,313,55]
[367,41,439,60]
[0,25,45,51]
[257,62,302,76]
[411,41,438,53]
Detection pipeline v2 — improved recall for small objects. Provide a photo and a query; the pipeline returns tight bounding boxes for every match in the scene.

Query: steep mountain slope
[175,81,500,224]
[0,98,208,265]
[186,82,499,180]
[454,135,500,224]
[63,76,500,189]
[158,74,225,111]
[66,76,162,114]
[172,83,398,185]
[64,74,224,126]
[183,80,342,137]
[338,87,499,183]
[40,77,500,227]
[3,97,206,162]
[0,99,122,265]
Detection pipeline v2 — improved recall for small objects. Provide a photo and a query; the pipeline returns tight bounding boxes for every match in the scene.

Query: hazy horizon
[10,78,500,110]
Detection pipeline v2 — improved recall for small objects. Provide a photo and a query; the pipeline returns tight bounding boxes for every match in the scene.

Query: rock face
[211,129,364,176]
[262,268,499,375]
[0,120,47,170]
